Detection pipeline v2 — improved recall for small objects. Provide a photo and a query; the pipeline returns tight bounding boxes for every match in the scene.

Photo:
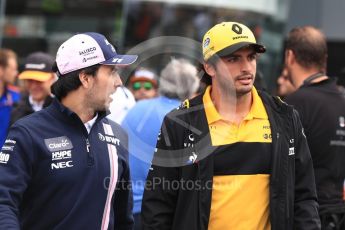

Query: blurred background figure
[276,66,296,98]
[121,58,200,230]
[107,86,136,124]
[336,67,345,97]
[10,52,55,125]
[254,70,268,91]
[0,48,19,147]
[128,68,158,101]
[284,26,345,229]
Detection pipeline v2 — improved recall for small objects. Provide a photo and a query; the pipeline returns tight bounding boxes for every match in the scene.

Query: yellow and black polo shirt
[203,86,272,230]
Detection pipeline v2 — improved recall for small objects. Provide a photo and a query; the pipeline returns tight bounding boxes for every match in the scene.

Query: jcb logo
[51,161,73,170]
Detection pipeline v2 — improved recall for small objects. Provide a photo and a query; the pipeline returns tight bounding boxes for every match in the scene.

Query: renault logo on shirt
[98,133,120,146]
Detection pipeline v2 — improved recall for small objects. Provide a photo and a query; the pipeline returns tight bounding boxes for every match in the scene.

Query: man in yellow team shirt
[142,22,320,230]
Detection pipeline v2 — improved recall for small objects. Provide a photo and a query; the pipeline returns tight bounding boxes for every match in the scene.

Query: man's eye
[249,54,258,61]
[227,57,237,62]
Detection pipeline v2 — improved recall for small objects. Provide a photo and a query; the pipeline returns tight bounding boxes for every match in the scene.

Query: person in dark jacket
[142,22,321,230]
[0,32,138,229]
[10,52,56,125]
[284,26,345,230]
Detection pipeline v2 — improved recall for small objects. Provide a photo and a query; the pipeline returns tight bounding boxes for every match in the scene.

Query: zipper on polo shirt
[85,138,94,166]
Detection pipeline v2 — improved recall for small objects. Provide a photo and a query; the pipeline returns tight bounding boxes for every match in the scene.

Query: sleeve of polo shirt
[0,124,35,229]
[292,109,321,229]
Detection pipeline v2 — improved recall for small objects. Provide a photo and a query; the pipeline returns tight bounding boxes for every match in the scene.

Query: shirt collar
[29,95,45,112]
[244,87,268,120]
[203,86,267,124]
[203,86,221,124]
[84,113,98,134]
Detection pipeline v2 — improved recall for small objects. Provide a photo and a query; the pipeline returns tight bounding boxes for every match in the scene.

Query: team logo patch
[98,133,120,146]
[232,24,242,34]
[339,116,345,128]
[203,38,210,48]
[45,136,74,170]
[289,147,295,156]
[45,136,73,152]
[0,152,10,164]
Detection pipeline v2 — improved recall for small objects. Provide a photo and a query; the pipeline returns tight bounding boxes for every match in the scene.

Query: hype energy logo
[44,136,74,170]
[44,136,73,152]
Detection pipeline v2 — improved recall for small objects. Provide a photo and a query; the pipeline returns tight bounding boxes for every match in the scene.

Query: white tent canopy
[130,0,278,16]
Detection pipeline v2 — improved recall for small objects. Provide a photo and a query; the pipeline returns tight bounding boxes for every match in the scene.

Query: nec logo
[51,161,73,170]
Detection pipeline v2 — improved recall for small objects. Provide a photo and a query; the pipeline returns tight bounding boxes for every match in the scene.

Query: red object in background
[254,25,262,40]
[4,24,18,37]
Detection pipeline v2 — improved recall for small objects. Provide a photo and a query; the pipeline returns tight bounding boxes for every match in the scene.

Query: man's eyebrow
[225,52,257,58]
[225,54,239,58]
[110,66,118,72]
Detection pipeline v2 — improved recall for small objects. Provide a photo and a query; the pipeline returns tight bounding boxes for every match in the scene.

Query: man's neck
[61,91,96,123]
[210,86,252,125]
[292,66,327,88]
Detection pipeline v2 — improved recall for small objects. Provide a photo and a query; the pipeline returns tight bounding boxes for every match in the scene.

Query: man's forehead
[230,46,256,56]
[101,64,117,71]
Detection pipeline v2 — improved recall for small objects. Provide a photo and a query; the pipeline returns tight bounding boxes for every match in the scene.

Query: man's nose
[114,75,123,88]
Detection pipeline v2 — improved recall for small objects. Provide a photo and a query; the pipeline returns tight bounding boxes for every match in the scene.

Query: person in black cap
[10,52,56,125]
[0,32,138,229]
[142,21,320,230]
[284,26,345,229]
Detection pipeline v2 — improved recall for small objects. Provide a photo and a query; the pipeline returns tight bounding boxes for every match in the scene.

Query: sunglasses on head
[132,81,154,91]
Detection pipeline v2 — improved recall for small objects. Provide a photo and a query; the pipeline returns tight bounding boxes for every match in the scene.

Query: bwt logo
[0,152,10,164]
[45,136,73,152]
[51,161,73,170]
[98,133,120,146]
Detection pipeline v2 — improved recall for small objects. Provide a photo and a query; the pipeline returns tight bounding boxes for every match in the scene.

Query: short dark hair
[0,48,17,68]
[51,63,100,100]
[199,54,222,86]
[286,26,327,71]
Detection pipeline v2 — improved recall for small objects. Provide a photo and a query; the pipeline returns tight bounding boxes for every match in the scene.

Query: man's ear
[203,62,216,78]
[79,71,93,89]
[285,49,295,67]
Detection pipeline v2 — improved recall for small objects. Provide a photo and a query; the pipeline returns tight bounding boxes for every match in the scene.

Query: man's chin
[236,86,253,96]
